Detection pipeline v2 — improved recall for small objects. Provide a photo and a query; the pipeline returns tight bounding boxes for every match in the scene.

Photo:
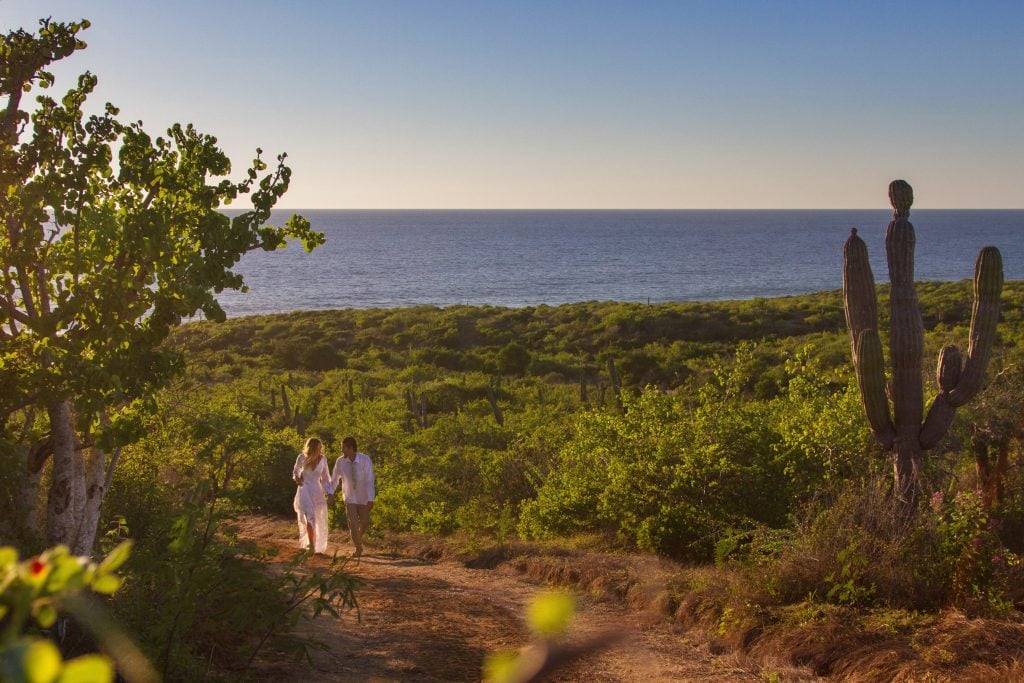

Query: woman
[292,437,332,554]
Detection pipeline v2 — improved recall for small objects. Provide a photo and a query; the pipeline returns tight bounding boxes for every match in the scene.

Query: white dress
[292,453,332,553]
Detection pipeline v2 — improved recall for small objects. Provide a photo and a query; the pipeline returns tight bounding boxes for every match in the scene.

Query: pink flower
[930,491,944,511]
[992,555,1004,565]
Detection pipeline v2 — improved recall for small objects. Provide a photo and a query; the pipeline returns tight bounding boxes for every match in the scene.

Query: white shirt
[331,452,375,505]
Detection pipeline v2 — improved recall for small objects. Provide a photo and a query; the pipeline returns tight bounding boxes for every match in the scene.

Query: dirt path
[233,515,774,682]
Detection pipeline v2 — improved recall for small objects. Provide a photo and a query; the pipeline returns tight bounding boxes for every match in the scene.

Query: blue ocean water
[215,210,1024,317]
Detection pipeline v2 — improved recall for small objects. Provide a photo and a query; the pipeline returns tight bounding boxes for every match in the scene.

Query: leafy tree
[0,19,322,553]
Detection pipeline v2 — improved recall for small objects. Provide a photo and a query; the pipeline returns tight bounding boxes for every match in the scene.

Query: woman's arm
[328,458,341,494]
[292,454,304,484]
[319,459,333,492]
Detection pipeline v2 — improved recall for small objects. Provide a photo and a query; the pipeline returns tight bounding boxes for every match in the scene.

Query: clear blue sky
[3,1,1022,208]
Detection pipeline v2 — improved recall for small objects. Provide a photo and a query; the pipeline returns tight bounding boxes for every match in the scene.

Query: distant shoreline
[212,209,1024,316]
[197,279,1024,322]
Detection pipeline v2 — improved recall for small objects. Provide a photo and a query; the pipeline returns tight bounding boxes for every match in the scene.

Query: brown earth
[232,514,816,682]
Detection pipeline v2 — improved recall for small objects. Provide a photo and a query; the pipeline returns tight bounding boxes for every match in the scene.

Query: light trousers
[345,503,371,553]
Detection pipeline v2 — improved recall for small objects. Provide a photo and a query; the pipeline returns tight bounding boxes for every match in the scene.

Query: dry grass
[739,603,1024,681]
[379,528,1024,681]
[510,553,638,601]
[762,481,947,609]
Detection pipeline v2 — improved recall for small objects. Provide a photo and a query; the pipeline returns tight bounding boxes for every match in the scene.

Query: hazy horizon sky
[3,1,1022,209]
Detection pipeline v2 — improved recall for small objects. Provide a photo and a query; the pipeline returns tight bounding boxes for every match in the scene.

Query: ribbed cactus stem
[885,185,924,439]
[854,329,895,448]
[948,246,1003,407]
[843,228,879,364]
[936,345,963,392]
[920,346,962,449]
[888,179,913,219]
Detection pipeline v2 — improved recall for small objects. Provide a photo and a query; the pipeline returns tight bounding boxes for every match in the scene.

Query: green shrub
[374,477,457,534]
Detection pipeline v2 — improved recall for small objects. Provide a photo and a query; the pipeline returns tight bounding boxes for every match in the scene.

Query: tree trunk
[893,437,922,512]
[46,399,81,547]
[74,444,107,555]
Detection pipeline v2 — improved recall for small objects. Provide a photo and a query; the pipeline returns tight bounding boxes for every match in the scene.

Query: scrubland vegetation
[12,281,1016,679]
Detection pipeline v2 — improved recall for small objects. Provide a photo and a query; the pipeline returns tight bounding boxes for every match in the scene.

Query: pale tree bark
[18,405,115,554]
[45,399,81,547]
[74,444,107,555]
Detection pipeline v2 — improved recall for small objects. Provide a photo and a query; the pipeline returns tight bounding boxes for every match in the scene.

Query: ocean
[215,210,1024,317]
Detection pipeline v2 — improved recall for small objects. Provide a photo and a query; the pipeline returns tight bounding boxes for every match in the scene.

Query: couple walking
[292,436,375,557]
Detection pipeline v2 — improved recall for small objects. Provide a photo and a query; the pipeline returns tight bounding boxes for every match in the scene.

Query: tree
[0,19,323,554]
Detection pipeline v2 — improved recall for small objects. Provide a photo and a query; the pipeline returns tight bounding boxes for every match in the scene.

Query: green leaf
[34,601,58,628]
[24,639,62,683]
[482,651,519,683]
[45,556,83,592]
[0,547,18,568]
[55,655,113,683]
[97,540,132,574]
[90,573,121,595]
[526,591,575,638]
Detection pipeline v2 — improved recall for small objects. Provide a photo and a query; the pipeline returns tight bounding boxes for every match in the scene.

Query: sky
[2,1,1023,209]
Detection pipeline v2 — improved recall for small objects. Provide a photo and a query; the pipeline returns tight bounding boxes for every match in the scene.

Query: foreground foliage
[0,541,155,683]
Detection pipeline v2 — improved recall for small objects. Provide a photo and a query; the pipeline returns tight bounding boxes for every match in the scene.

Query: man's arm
[365,455,376,509]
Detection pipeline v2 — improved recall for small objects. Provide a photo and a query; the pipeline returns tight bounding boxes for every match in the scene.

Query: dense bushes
[140,283,1024,612]
[519,346,874,559]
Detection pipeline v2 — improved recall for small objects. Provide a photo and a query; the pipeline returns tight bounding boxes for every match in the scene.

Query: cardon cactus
[843,180,1003,508]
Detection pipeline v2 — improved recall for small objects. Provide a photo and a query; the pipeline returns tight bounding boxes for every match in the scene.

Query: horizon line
[264,206,1024,212]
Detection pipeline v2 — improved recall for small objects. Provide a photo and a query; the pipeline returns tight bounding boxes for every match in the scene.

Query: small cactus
[843,180,1003,508]
[606,357,623,411]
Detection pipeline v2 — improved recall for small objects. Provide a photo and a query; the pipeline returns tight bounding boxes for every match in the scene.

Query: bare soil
[231,514,798,682]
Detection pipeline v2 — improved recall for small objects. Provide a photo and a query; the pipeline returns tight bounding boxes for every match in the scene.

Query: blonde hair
[302,437,324,470]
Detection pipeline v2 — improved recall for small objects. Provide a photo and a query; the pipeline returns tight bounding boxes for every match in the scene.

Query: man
[331,436,375,557]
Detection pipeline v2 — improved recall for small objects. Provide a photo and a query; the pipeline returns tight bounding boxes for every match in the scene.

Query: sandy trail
[233,515,768,682]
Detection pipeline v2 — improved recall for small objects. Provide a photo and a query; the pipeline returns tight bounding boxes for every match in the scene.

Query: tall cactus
[843,180,1003,509]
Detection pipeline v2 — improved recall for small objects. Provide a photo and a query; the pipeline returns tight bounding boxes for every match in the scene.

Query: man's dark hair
[342,436,357,451]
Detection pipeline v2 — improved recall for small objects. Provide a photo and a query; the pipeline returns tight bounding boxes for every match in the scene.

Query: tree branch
[15,265,39,321]
[28,436,53,474]
[2,87,25,145]
[0,292,31,326]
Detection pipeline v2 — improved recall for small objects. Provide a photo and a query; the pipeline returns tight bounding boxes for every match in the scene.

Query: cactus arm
[854,329,895,448]
[843,228,879,365]
[948,247,1003,407]
[920,345,962,450]
[935,344,963,392]
[920,395,954,450]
